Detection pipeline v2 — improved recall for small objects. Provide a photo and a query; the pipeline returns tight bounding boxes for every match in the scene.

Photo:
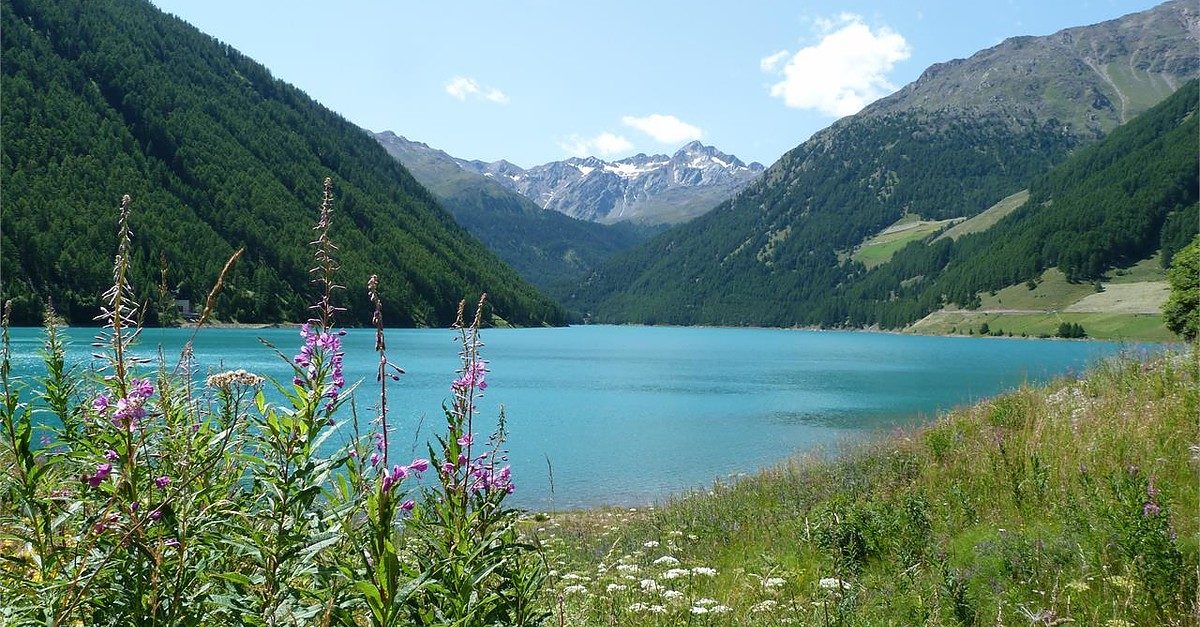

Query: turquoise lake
[6,325,1145,509]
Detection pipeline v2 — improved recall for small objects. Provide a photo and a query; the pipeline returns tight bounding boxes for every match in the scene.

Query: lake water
[6,325,1141,509]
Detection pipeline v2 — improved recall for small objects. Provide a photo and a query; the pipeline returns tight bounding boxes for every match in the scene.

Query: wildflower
[205,369,264,389]
[154,475,171,489]
[130,377,154,398]
[606,583,627,592]
[643,540,659,548]
[662,568,690,580]
[1143,502,1161,517]
[694,598,716,606]
[369,452,381,467]
[87,463,113,487]
[691,566,717,577]
[819,577,851,591]
[457,433,473,447]
[750,600,778,613]
[628,603,648,612]
[763,577,787,588]
[639,579,661,593]
[409,458,430,472]
[104,449,119,461]
[662,590,683,601]
[690,606,709,615]
[562,585,588,595]
[616,564,640,574]
[93,392,112,412]
[711,605,732,614]
[648,605,666,614]
[149,509,162,521]
[653,555,679,566]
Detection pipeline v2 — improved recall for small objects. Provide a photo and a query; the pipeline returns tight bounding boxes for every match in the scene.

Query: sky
[152,0,1165,168]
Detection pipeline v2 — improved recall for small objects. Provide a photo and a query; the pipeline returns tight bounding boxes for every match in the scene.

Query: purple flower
[409,458,429,473]
[369,452,381,467]
[130,377,154,399]
[457,433,473,447]
[93,393,112,412]
[441,462,456,475]
[400,499,415,512]
[105,449,120,461]
[1143,502,1161,517]
[149,509,162,521]
[131,501,140,513]
[390,465,408,481]
[87,463,113,487]
[154,475,171,489]
[164,538,181,548]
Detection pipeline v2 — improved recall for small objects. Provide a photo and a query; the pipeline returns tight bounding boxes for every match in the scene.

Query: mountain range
[568,0,1198,327]
[373,131,654,294]
[455,142,764,225]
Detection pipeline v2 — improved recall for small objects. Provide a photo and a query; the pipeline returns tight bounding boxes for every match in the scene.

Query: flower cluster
[380,457,429,495]
[452,359,487,393]
[293,323,345,408]
[92,377,155,431]
[1143,477,1161,518]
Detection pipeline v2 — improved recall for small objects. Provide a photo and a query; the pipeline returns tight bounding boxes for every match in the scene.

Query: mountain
[570,1,1198,327]
[0,0,564,327]
[458,142,765,225]
[373,132,654,295]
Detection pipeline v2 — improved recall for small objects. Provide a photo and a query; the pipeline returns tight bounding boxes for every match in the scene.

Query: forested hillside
[374,132,653,296]
[1,0,564,327]
[570,2,1197,327]
[851,80,1199,326]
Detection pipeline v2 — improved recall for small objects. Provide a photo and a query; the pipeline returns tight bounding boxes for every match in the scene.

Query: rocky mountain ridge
[456,141,764,224]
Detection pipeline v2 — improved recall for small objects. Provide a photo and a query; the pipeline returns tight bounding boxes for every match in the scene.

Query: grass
[852,215,960,269]
[978,268,1093,311]
[534,350,1198,625]
[1067,282,1170,314]
[937,189,1030,241]
[912,260,1175,341]
[906,310,1176,341]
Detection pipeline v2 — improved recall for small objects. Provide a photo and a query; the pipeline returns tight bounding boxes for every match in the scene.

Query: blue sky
[152,1,1164,167]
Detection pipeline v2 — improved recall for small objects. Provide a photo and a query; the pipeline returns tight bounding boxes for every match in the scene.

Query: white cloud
[759,50,789,73]
[621,114,703,144]
[558,132,634,157]
[445,76,509,104]
[763,14,911,117]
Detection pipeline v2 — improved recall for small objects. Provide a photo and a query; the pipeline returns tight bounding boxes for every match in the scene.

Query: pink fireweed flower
[104,449,119,461]
[409,458,430,473]
[87,463,113,487]
[1143,502,1161,517]
[457,433,473,447]
[369,452,381,467]
[149,509,162,521]
[130,377,154,399]
[93,392,111,412]
[441,462,456,475]
[154,475,171,489]
[400,499,415,512]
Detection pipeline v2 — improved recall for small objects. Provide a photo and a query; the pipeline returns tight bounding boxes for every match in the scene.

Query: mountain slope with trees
[1,0,564,327]
[570,2,1198,327]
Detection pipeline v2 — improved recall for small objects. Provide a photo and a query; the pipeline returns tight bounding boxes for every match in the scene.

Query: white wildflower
[694,598,716,606]
[643,540,659,548]
[648,604,666,614]
[711,605,732,614]
[639,579,661,593]
[662,590,684,601]
[819,577,851,590]
[662,568,690,580]
[628,602,648,612]
[690,606,709,615]
[691,566,717,577]
[616,564,640,574]
[763,577,787,588]
[606,583,628,593]
[562,585,587,595]
[750,600,778,613]
[653,555,680,566]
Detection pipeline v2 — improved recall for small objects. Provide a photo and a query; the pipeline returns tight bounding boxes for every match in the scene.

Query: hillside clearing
[936,189,1030,241]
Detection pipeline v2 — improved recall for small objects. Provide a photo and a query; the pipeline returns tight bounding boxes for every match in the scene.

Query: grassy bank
[533,350,1198,625]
